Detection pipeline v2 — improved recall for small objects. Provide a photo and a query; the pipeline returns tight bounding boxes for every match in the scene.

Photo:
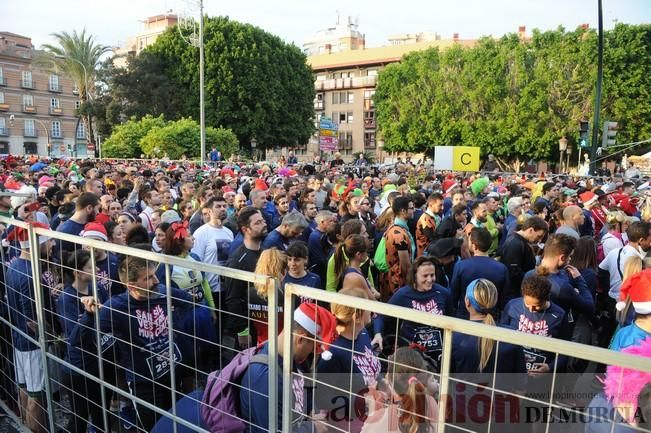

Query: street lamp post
[558,137,568,173]
[566,146,573,172]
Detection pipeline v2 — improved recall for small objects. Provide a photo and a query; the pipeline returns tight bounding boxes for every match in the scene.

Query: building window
[50,98,60,109]
[75,101,81,110]
[24,142,37,154]
[0,67,4,85]
[364,110,376,128]
[347,112,354,124]
[364,131,376,148]
[23,95,33,107]
[0,92,4,104]
[314,93,324,110]
[51,121,62,138]
[338,112,347,124]
[0,117,6,133]
[22,71,32,88]
[76,122,86,139]
[332,93,338,104]
[316,74,326,81]
[24,119,35,136]
[338,131,353,149]
[367,69,378,77]
[347,92,354,104]
[49,74,60,91]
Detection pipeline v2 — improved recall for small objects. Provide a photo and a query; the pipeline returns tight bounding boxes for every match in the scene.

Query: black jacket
[434,215,461,240]
[499,232,536,307]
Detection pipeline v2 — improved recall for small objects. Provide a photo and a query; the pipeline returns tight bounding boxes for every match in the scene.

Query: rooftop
[307,38,476,71]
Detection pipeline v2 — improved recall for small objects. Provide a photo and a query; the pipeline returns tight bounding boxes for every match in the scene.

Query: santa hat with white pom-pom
[294,303,337,360]
[616,268,651,315]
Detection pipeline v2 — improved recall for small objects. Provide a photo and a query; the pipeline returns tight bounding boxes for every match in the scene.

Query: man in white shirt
[598,221,651,301]
[139,189,162,232]
[192,195,234,297]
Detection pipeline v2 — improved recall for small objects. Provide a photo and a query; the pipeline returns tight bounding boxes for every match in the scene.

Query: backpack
[374,236,389,272]
[201,346,268,433]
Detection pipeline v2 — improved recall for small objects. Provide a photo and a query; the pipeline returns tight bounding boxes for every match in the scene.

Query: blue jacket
[374,284,451,368]
[5,258,39,351]
[450,256,510,318]
[262,229,290,251]
[70,285,193,383]
[240,342,313,433]
[500,298,570,372]
[56,284,112,374]
[524,269,594,320]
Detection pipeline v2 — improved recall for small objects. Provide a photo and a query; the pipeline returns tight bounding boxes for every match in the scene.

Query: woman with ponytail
[361,347,438,433]
[451,279,526,374]
[450,279,526,433]
[315,287,381,433]
[333,234,380,299]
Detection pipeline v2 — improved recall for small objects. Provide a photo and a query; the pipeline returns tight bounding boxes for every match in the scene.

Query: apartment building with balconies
[0,31,87,157]
[301,36,476,162]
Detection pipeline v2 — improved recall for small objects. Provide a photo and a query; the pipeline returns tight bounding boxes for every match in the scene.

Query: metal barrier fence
[0,216,650,433]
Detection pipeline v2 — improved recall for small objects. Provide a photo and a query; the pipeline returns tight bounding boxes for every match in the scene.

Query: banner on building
[434,146,481,172]
[319,116,338,152]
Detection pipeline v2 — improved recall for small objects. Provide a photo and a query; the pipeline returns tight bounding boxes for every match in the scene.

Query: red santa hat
[442,179,457,195]
[7,222,51,249]
[617,269,651,315]
[80,222,108,242]
[294,303,337,360]
[579,191,598,206]
[254,178,268,191]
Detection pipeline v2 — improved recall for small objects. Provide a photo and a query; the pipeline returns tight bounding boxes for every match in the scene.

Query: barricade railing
[0,216,278,433]
[1,215,651,433]
[283,283,651,433]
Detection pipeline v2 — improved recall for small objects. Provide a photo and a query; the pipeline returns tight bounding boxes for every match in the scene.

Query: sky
[5,0,651,51]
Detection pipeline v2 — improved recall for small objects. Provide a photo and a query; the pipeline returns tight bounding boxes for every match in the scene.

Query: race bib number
[523,349,547,372]
[412,326,442,352]
[146,344,181,379]
[100,333,115,353]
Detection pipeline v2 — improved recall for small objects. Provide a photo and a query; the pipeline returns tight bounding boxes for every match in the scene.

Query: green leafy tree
[102,115,166,158]
[139,118,239,159]
[375,24,651,164]
[109,16,315,151]
[38,29,111,155]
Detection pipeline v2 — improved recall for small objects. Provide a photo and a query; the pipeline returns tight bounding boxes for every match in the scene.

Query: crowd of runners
[0,152,650,433]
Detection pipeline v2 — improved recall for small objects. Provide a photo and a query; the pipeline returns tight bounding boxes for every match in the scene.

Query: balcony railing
[314,101,324,110]
[23,129,37,138]
[364,118,376,129]
[0,127,8,136]
[49,83,62,93]
[0,103,9,112]
[21,80,35,89]
[22,105,36,114]
[49,107,63,115]
[0,77,6,86]
[314,75,377,91]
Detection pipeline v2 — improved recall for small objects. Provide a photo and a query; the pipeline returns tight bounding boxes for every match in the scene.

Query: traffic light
[578,121,590,148]
[602,121,618,148]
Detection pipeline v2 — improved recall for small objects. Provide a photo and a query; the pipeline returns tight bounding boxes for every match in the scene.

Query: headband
[465,279,485,313]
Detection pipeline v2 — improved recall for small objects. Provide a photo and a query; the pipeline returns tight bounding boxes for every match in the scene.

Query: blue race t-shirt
[610,322,651,352]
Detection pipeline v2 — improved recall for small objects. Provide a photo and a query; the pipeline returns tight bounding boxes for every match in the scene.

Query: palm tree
[39,29,110,157]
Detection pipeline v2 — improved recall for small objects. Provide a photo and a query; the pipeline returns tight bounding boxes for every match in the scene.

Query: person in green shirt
[325,219,375,292]
[484,195,503,256]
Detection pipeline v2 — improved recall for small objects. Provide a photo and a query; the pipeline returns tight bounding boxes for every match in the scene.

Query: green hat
[470,177,489,197]
[351,188,363,197]
[382,184,397,193]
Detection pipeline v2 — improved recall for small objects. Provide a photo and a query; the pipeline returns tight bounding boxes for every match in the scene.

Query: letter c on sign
[460,153,471,165]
